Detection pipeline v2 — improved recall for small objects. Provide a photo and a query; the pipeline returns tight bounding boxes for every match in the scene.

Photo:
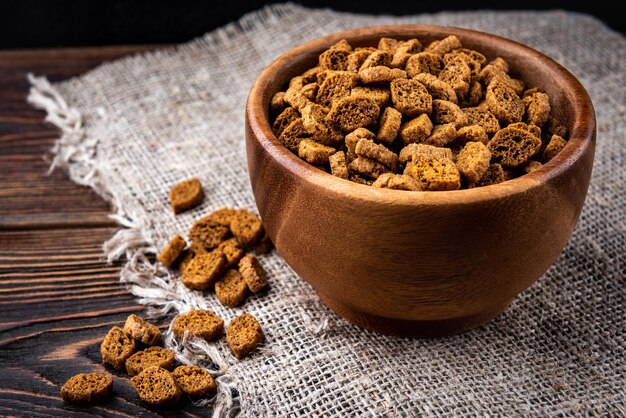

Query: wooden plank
[0,45,159,229]
[0,45,215,415]
[0,228,139,333]
[0,228,208,416]
[0,325,207,417]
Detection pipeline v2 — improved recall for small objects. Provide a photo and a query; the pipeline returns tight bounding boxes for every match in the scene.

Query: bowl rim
[246,24,596,206]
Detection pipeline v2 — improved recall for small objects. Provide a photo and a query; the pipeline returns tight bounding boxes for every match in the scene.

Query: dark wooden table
[0,46,207,417]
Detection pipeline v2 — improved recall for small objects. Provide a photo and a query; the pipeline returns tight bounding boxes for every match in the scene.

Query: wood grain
[0,46,157,230]
[0,45,210,416]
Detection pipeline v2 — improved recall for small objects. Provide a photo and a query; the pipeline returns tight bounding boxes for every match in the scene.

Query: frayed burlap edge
[26,5,299,416]
[28,59,241,418]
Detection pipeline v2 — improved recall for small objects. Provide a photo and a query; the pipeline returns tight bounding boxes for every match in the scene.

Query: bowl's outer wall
[245,26,596,322]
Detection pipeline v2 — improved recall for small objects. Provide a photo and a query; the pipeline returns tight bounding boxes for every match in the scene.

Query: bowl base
[316,292,513,337]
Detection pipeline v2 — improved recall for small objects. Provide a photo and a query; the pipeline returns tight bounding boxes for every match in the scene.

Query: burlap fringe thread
[25,7,301,414]
[28,74,240,417]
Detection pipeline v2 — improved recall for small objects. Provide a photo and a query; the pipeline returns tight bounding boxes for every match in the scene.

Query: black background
[0,0,622,49]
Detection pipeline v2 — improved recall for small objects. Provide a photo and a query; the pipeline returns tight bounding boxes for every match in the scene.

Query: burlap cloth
[28,3,625,416]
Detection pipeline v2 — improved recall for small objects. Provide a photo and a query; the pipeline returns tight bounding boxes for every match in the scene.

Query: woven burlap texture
[28,3,625,416]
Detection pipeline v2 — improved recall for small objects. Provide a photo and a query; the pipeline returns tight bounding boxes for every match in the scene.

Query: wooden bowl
[245,26,595,336]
